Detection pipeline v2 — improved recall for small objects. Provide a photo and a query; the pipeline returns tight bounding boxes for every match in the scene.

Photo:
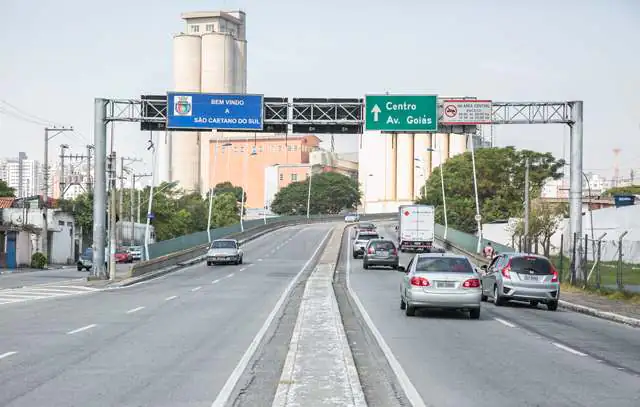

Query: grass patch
[560,282,640,304]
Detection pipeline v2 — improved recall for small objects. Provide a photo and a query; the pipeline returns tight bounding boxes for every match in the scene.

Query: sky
[1,0,639,182]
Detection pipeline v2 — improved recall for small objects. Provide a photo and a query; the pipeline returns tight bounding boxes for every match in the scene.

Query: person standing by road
[483,242,495,259]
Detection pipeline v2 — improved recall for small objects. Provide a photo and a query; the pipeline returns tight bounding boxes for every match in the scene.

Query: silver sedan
[399,253,482,319]
[206,239,244,266]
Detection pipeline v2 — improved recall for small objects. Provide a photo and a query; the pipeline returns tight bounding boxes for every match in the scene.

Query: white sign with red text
[441,100,492,125]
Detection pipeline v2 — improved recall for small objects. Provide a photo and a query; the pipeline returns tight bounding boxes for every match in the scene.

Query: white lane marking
[211,227,333,407]
[257,258,263,262]
[212,279,221,284]
[212,274,234,285]
[552,342,587,357]
[67,324,97,335]
[246,263,254,268]
[494,318,517,328]
[228,273,235,278]
[192,286,202,292]
[240,267,246,272]
[0,351,18,360]
[165,295,177,301]
[345,227,427,407]
[126,306,145,314]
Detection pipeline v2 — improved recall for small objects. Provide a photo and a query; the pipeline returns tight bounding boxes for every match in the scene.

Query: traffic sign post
[365,95,438,132]
[167,92,264,131]
[441,100,492,125]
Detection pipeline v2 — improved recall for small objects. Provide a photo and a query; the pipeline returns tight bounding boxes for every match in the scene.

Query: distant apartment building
[0,153,43,198]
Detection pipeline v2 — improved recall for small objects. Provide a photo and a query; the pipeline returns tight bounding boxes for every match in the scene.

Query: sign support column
[92,99,107,279]
[569,101,584,282]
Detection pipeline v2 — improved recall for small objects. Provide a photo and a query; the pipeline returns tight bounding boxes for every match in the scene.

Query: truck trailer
[397,204,435,252]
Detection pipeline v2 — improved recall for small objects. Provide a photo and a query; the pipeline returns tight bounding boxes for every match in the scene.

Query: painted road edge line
[165,295,178,301]
[494,318,517,328]
[552,342,587,357]
[67,324,97,335]
[345,227,427,407]
[0,351,18,360]
[126,306,145,314]
[210,227,333,407]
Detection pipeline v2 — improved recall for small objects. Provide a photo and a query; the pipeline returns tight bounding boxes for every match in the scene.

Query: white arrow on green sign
[365,95,438,132]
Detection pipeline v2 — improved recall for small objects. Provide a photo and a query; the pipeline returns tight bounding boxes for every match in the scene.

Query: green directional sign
[365,95,438,132]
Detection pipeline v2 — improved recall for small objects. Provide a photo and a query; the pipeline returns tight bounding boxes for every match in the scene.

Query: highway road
[344,223,640,407]
[0,223,332,407]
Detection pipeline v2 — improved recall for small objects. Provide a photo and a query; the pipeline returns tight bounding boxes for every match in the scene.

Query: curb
[106,224,291,288]
[558,300,640,328]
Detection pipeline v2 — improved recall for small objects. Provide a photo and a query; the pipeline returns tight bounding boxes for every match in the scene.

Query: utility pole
[118,156,141,246]
[58,144,69,198]
[86,145,93,193]
[524,157,530,253]
[43,126,73,263]
[92,99,107,279]
[130,172,151,246]
[107,152,117,280]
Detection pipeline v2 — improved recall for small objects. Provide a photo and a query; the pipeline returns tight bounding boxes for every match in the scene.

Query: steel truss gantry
[104,98,576,126]
[94,96,584,284]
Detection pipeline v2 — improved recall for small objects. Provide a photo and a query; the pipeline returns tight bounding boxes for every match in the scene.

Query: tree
[416,147,565,234]
[512,199,567,255]
[0,180,15,197]
[57,193,94,241]
[271,171,360,216]
[211,192,240,227]
[602,185,640,197]
[213,181,246,203]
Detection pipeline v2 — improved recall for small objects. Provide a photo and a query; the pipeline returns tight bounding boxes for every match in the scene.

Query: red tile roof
[0,197,15,209]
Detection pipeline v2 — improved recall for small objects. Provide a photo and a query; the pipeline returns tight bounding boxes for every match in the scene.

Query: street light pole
[207,134,220,243]
[306,166,313,219]
[144,133,157,262]
[427,148,448,240]
[469,134,483,253]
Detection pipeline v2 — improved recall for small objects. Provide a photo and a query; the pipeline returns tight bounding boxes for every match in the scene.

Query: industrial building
[160,10,247,194]
[358,132,468,213]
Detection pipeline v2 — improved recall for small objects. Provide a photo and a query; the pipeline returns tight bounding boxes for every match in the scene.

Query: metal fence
[434,224,514,255]
[553,233,640,293]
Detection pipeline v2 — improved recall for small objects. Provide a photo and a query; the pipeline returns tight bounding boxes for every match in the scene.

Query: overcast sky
[1,0,638,181]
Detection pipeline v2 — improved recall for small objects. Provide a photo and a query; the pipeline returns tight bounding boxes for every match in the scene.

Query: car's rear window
[370,241,395,250]
[211,241,237,249]
[415,257,474,273]
[358,234,379,241]
[509,256,552,275]
[359,223,375,229]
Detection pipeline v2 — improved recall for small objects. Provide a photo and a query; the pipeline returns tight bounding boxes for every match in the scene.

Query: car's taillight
[463,278,481,288]
[551,266,559,282]
[501,262,511,279]
[368,247,375,254]
[410,276,430,287]
[392,248,398,256]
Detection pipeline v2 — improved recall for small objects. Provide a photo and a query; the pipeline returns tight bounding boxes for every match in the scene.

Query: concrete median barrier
[115,214,394,287]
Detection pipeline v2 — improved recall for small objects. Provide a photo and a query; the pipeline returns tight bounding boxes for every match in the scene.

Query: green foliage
[211,192,241,227]
[271,172,361,216]
[31,252,47,269]
[0,180,15,197]
[416,146,565,233]
[512,199,568,255]
[602,185,640,197]
[56,181,245,242]
[213,181,246,203]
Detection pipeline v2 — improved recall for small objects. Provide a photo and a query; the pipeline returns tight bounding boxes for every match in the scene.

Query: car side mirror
[379,236,384,239]
[397,265,406,272]
[480,264,487,270]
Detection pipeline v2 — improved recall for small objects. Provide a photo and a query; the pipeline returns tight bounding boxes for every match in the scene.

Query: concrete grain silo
[413,133,432,199]
[171,34,202,192]
[199,32,237,192]
[449,133,467,158]
[395,133,414,202]
[430,133,450,173]
[235,40,247,93]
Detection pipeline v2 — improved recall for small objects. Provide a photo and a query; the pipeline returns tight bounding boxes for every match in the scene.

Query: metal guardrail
[130,213,395,280]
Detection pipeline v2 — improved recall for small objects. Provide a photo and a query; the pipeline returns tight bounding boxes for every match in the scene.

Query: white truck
[397,204,435,252]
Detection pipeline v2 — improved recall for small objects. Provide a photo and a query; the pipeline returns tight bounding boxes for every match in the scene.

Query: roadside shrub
[31,252,47,269]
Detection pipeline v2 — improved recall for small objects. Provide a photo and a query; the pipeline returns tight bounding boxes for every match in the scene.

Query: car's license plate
[523,275,539,280]
[376,251,388,257]
[437,281,455,288]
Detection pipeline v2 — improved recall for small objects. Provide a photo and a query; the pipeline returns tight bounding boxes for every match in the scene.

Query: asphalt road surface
[346,223,640,407]
[0,223,332,407]
[0,264,133,290]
